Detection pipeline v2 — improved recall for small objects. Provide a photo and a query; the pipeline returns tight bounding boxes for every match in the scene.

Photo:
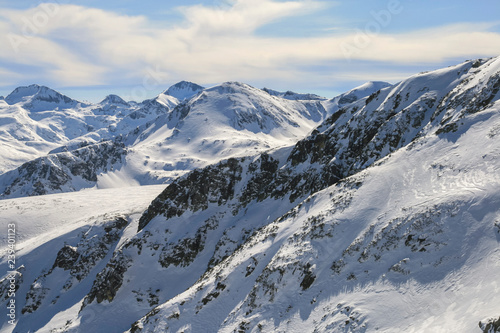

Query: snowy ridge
[262,88,327,101]
[336,81,392,105]
[1,57,500,332]
[0,140,127,198]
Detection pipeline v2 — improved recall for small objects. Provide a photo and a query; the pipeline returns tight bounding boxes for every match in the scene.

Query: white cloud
[178,0,326,36]
[0,1,499,94]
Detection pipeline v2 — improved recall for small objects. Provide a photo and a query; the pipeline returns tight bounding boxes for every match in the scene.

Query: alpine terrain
[1,57,500,333]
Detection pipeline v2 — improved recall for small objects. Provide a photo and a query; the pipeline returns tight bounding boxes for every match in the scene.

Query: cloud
[336,22,500,64]
[0,1,499,96]
[178,0,326,36]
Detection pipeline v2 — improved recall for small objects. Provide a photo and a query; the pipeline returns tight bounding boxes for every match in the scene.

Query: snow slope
[0,186,165,333]
[125,56,500,333]
[132,103,500,333]
[3,57,500,332]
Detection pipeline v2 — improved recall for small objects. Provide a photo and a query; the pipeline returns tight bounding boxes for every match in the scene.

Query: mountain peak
[5,84,79,109]
[100,94,130,106]
[164,81,205,100]
[6,84,45,103]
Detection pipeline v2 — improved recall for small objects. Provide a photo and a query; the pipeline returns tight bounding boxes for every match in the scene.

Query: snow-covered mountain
[0,85,164,174]
[4,84,83,111]
[2,57,500,333]
[0,80,384,198]
[100,94,131,107]
[163,81,205,101]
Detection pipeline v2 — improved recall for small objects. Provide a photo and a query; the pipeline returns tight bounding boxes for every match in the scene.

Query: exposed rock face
[83,251,131,305]
[0,141,127,198]
[480,317,500,333]
[21,217,128,314]
[0,267,24,302]
[138,158,243,230]
[53,245,80,270]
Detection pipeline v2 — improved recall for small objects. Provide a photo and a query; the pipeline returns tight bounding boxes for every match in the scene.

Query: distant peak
[7,84,43,98]
[262,87,326,101]
[168,80,203,89]
[164,81,205,101]
[100,94,129,106]
[5,84,79,108]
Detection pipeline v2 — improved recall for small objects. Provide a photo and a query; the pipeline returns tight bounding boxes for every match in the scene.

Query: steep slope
[2,57,499,332]
[131,104,500,332]
[334,81,392,105]
[0,185,166,333]
[124,57,500,332]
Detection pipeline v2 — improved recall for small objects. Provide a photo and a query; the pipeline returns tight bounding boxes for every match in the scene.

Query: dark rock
[479,317,500,333]
[300,264,316,290]
[83,251,131,306]
[53,245,80,270]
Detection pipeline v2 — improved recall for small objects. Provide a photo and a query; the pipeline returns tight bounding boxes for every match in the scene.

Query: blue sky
[0,0,499,102]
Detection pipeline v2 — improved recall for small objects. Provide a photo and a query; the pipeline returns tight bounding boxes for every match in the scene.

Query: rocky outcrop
[480,317,500,333]
[82,251,131,306]
[0,140,127,198]
[138,158,243,230]
[22,217,128,314]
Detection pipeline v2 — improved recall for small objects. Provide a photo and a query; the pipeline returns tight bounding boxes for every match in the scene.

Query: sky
[0,0,499,102]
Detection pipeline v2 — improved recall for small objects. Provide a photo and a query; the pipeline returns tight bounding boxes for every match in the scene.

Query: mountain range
[0,80,389,198]
[0,57,499,333]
